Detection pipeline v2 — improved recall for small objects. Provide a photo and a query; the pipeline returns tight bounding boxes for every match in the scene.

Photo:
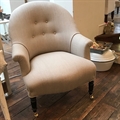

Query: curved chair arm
[12,44,30,76]
[71,34,93,59]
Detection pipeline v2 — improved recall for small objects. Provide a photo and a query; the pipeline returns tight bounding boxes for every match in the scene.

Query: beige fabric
[0,50,7,74]
[115,0,120,7]
[71,34,93,60]
[8,1,96,98]
[12,44,30,76]
[24,52,96,97]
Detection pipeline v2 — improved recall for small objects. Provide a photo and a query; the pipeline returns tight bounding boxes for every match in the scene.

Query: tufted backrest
[9,1,79,60]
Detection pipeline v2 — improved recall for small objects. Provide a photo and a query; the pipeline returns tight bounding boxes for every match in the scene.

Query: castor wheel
[34,112,39,117]
[90,94,94,100]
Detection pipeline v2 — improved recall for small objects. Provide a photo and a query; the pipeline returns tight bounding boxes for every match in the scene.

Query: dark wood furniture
[95,33,120,52]
[104,11,114,23]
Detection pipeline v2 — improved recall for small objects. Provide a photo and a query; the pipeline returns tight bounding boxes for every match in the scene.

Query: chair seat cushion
[23,52,96,97]
[116,1,120,7]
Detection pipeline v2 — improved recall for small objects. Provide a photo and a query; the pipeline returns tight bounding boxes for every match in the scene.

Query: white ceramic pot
[90,49,115,71]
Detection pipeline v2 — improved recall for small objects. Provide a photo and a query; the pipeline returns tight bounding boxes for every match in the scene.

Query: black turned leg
[111,11,114,21]
[89,81,94,99]
[104,14,108,23]
[30,97,38,117]
[117,7,119,14]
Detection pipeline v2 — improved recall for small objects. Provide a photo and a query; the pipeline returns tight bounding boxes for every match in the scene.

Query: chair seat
[23,52,96,97]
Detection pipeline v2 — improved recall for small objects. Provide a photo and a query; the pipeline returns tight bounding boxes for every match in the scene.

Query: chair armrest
[12,44,30,76]
[71,34,93,59]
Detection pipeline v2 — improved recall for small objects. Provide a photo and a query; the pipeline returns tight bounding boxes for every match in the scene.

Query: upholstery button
[34,21,37,24]
[45,20,48,23]
[53,31,56,34]
[42,32,45,35]
[32,35,35,38]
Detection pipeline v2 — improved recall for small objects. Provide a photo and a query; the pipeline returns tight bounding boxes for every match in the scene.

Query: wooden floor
[0,12,120,120]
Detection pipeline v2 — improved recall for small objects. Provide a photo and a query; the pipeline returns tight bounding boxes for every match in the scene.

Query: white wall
[0,0,11,14]
[0,0,11,34]
[28,0,49,1]
[0,0,24,34]
[10,0,51,12]
[9,0,25,12]
[50,0,73,16]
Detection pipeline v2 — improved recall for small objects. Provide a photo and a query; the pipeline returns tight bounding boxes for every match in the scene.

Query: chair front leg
[30,97,38,117]
[88,81,94,100]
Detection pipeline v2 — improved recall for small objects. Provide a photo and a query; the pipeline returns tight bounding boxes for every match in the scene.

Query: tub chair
[8,1,96,117]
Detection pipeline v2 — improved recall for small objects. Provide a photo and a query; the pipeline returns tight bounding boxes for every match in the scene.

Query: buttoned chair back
[9,2,79,60]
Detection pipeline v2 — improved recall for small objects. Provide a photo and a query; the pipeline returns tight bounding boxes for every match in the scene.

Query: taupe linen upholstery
[9,2,96,98]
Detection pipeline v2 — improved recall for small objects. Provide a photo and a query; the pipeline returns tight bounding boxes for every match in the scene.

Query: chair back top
[9,1,79,59]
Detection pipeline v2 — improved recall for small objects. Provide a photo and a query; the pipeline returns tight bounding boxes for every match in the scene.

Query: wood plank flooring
[0,11,120,120]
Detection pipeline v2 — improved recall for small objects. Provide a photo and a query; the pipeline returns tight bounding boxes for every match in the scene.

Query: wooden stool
[0,50,11,120]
